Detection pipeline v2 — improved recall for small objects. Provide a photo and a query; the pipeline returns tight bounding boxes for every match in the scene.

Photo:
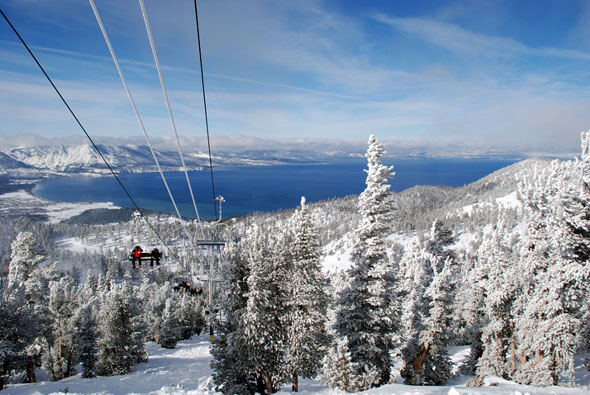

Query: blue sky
[1,0,590,155]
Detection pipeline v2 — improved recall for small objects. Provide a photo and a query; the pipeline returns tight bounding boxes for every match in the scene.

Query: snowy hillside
[0,151,32,169]
[5,337,589,395]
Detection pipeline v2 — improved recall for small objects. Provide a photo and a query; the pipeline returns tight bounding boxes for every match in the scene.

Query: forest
[0,134,588,393]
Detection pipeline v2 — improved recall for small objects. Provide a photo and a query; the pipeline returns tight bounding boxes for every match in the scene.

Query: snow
[322,232,354,273]
[6,337,216,395]
[56,237,103,254]
[6,337,589,395]
[0,190,118,223]
[462,191,521,216]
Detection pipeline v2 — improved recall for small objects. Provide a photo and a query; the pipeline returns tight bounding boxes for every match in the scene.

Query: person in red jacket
[132,245,143,268]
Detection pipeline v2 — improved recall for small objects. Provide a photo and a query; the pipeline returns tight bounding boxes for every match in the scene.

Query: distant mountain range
[0,135,542,178]
[0,143,359,176]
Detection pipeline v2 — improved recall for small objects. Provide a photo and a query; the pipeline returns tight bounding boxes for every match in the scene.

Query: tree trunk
[25,355,36,383]
[510,336,517,376]
[292,374,298,392]
[65,353,73,378]
[413,343,431,371]
[261,368,274,394]
[256,375,266,394]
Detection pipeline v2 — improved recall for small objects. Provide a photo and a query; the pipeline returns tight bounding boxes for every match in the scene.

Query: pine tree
[78,305,98,378]
[476,220,518,380]
[514,140,590,385]
[242,228,289,393]
[0,287,40,386]
[425,219,456,264]
[178,293,206,340]
[96,282,144,376]
[211,237,258,394]
[7,232,45,288]
[400,251,454,386]
[322,336,364,391]
[332,135,397,390]
[286,197,330,391]
[158,297,182,349]
[45,276,80,380]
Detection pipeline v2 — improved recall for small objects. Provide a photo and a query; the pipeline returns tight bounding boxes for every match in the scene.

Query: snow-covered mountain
[0,143,355,176]
[0,151,33,169]
[4,144,200,174]
[1,144,318,176]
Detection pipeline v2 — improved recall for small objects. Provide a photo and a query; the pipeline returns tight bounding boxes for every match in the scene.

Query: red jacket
[134,248,143,257]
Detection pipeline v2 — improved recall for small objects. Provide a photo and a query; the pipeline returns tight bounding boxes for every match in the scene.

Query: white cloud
[374,14,590,61]
[2,1,590,156]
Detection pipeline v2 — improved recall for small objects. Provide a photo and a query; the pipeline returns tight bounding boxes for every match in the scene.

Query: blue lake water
[33,159,517,220]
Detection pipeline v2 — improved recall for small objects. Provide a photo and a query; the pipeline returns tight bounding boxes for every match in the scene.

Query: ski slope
[5,336,589,395]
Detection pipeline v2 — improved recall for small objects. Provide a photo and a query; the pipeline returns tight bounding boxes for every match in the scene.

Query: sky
[1,0,590,156]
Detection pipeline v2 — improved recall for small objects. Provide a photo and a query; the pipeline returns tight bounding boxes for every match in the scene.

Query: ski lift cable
[137,0,207,239]
[193,0,219,221]
[89,0,203,258]
[0,7,189,268]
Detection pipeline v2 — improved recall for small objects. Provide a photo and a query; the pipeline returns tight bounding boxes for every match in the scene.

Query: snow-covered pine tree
[45,276,80,380]
[322,336,361,390]
[7,232,45,289]
[138,278,164,342]
[476,218,518,380]
[286,197,330,392]
[158,296,182,349]
[242,228,290,393]
[178,293,206,340]
[129,286,148,365]
[332,135,397,391]
[0,286,40,385]
[399,261,427,383]
[211,237,258,394]
[514,145,589,385]
[401,253,454,385]
[96,282,144,376]
[454,245,487,374]
[425,219,456,264]
[78,305,98,378]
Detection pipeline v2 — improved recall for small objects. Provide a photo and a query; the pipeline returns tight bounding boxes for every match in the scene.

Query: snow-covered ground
[0,190,118,223]
[462,191,521,216]
[5,336,589,395]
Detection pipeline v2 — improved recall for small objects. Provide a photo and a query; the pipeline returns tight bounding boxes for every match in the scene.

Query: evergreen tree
[322,337,364,391]
[78,305,98,378]
[45,276,80,380]
[424,219,456,264]
[0,287,39,386]
[400,251,454,385]
[332,135,397,391]
[211,237,258,394]
[158,297,182,349]
[7,232,45,288]
[514,142,590,385]
[178,293,206,340]
[454,253,487,374]
[476,220,518,379]
[96,282,144,376]
[286,197,330,391]
[242,228,289,393]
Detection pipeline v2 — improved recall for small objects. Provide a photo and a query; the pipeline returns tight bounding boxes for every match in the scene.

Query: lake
[33,159,517,220]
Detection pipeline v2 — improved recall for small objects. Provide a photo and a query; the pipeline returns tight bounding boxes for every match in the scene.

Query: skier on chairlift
[150,247,161,267]
[131,245,143,268]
